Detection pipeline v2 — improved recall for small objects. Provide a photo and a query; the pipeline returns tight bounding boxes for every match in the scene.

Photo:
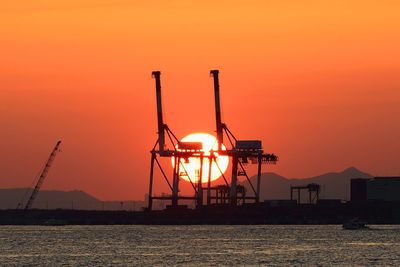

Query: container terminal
[3,70,400,225]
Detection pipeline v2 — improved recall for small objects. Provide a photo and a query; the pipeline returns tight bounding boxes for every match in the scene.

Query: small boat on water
[342,219,369,230]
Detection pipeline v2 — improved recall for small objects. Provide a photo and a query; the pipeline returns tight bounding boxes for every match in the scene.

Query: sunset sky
[1,1,399,200]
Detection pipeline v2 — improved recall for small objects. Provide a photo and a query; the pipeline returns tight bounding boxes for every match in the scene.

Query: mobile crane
[17,141,62,210]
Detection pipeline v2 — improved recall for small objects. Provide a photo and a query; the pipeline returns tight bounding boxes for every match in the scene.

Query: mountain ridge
[1,167,373,209]
[0,188,144,210]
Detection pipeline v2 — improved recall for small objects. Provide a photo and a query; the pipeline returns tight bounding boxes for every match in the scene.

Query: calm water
[1,225,400,266]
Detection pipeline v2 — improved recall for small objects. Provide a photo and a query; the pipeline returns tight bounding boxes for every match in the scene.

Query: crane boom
[24,141,62,210]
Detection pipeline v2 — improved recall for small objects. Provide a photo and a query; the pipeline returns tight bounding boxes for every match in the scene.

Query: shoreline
[2,201,400,225]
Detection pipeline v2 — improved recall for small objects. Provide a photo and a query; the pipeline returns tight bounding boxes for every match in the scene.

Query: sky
[1,0,399,200]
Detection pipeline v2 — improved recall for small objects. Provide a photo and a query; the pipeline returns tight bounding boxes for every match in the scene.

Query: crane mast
[24,141,62,210]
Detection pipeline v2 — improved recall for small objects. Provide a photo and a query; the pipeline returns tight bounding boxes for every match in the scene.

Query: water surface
[1,225,399,266]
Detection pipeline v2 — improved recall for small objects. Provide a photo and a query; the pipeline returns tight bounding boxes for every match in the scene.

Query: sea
[1,225,399,266]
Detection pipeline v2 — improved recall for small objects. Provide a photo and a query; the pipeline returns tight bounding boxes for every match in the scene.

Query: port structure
[209,70,278,206]
[147,70,278,211]
[290,183,321,204]
[147,71,208,211]
[17,141,62,210]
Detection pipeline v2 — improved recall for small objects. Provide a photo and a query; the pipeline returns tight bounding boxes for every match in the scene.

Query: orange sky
[1,1,399,200]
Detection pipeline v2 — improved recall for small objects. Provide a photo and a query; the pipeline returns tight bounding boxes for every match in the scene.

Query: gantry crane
[147,70,278,210]
[17,141,62,210]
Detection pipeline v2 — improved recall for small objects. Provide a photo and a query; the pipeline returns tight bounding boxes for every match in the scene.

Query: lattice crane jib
[24,141,62,210]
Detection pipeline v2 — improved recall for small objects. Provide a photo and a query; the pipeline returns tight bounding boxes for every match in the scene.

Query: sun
[171,133,229,184]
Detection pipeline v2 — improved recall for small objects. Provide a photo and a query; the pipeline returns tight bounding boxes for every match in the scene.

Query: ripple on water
[0,225,399,266]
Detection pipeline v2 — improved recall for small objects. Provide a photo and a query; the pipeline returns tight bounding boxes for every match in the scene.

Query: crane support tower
[23,141,62,210]
[210,70,278,205]
[147,72,205,211]
[147,70,278,211]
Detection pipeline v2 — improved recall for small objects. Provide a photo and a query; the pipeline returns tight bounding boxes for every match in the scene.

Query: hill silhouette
[241,167,372,201]
[1,167,372,209]
[0,188,145,211]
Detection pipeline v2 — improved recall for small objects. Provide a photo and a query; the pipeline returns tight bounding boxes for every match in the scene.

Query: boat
[342,219,369,230]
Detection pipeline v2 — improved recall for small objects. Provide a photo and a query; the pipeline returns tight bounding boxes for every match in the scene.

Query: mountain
[0,188,145,211]
[1,167,372,209]
[241,167,372,201]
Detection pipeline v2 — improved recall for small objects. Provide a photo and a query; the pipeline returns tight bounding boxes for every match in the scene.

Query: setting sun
[172,133,229,184]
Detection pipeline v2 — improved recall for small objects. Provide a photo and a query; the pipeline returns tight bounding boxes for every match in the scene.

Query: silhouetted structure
[351,177,400,201]
[147,71,205,211]
[290,183,320,204]
[350,178,368,201]
[209,70,278,206]
[17,141,62,210]
[147,70,278,211]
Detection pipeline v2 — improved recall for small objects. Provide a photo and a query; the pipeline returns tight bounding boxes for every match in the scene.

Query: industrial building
[351,177,400,201]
